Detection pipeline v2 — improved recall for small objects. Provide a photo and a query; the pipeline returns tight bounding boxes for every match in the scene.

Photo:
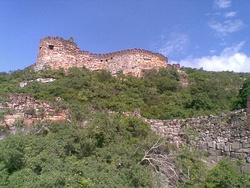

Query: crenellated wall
[34,36,168,77]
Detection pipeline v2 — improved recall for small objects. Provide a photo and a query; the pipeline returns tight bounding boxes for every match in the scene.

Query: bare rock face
[33,36,168,77]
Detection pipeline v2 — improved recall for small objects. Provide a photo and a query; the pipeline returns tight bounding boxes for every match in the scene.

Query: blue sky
[0,0,250,72]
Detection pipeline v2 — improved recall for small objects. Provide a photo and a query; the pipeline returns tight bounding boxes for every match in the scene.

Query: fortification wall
[34,36,168,77]
[122,106,250,161]
[142,109,250,161]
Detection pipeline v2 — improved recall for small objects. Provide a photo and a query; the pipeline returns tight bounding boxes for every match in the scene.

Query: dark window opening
[100,60,103,62]
[106,59,108,62]
[48,45,54,50]
[39,46,42,49]
[111,57,113,59]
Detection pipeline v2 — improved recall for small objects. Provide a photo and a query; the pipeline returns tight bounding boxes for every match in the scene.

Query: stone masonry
[247,98,250,124]
[33,36,168,77]
[123,107,250,161]
[144,109,250,161]
[0,94,68,127]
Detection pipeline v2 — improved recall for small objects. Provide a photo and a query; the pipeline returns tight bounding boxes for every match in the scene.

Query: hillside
[0,66,248,119]
[1,66,250,187]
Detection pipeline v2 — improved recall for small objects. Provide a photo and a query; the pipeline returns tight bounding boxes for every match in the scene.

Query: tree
[205,160,250,188]
[233,76,250,109]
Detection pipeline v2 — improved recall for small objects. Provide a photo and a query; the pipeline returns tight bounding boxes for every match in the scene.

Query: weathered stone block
[243,142,250,148]
[231,142,241,150]
[208,149,216,156]
[216,136,225,143]
[208,141,216,148]
[197,141,208,150]
[231,152,246,158]
[205,136,212,142]
[224,145,231,152]
[208,148,222,156]
[236,148,250,154]
[216,143,225,150]
[223,151,231,156]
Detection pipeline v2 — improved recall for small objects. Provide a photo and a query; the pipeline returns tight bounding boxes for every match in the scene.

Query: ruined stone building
[33,36,168,77]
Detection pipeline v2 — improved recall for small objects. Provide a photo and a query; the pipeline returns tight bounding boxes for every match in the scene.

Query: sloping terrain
[0,66,250,187]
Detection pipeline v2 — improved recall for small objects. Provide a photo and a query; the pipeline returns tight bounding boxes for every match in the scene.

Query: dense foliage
[1,66,250,187]
[0,67,248,120]
[233,75,250,109]
[176,147,250,188]
[0,114,166,187]
[1,118,250,187]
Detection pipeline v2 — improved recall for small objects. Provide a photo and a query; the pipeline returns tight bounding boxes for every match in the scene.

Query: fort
[33,36,168,77]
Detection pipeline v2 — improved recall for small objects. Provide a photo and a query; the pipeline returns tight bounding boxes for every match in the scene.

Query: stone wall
[0,94,68,127]
[123,107,250,160]
[247,98,250,124]
[34,36,168,77]
[141,109,250,160]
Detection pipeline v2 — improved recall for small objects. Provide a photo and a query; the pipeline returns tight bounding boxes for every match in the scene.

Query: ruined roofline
[41,36,168,62]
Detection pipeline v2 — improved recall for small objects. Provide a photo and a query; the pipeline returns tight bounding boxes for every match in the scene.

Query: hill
[1,65,250,187]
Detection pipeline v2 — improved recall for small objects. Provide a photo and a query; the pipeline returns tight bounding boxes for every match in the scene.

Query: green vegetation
[176,148,250,188]
[1,117,249,187]
[0,67,248,120]
[1,66,250,187]
[0,114,167,187]
[233,75,250,109]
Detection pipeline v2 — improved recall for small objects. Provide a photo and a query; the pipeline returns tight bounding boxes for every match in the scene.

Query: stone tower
[35,37,83,71]
[34,36,168,77]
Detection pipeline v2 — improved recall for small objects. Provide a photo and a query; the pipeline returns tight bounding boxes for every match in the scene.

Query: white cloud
[157,34,189,57]
[221,41,245,56]
[224,11,237,18]
[209,19,244,36]
[210,50,217,54]
[170,42,250,72]
[214,0,231,9]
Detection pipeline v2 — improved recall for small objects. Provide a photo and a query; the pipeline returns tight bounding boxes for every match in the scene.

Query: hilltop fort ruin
[33,36,169,77]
